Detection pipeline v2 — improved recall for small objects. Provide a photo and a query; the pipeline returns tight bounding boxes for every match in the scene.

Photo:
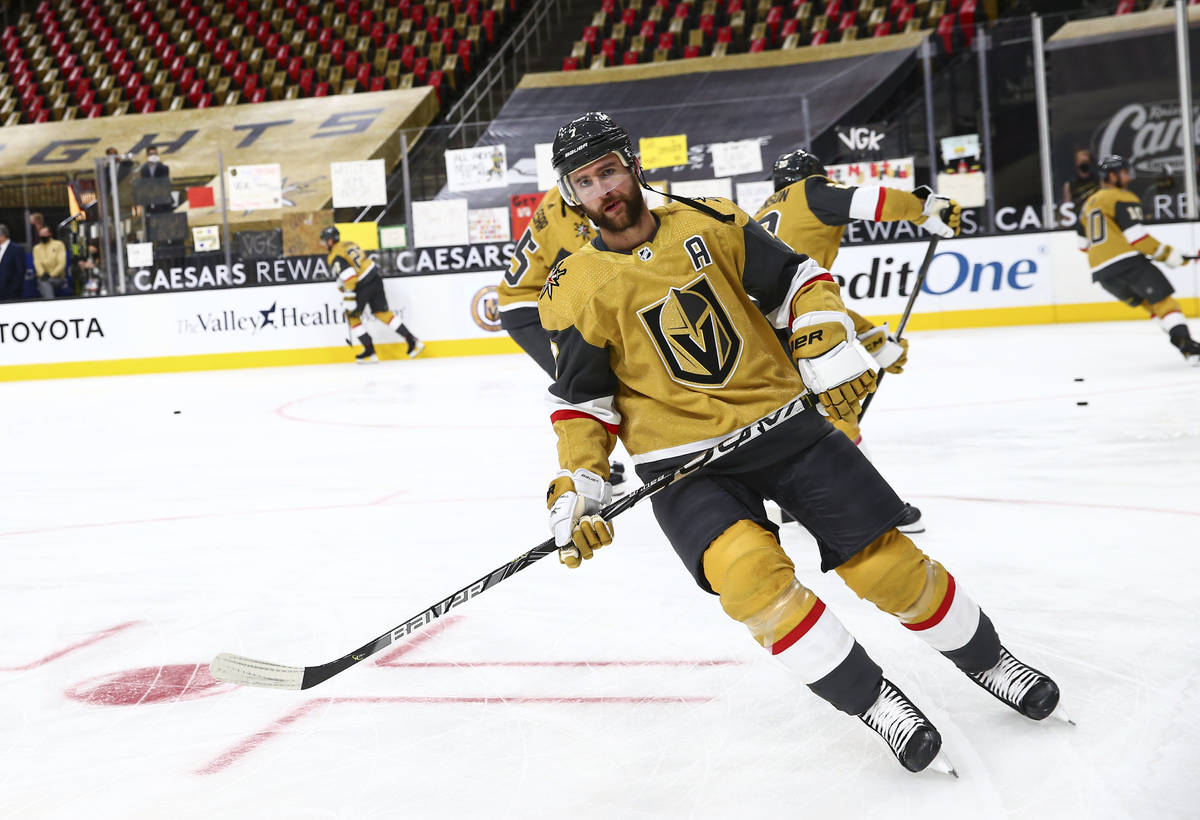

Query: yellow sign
[335,221,380,250]
[639,134,689,170]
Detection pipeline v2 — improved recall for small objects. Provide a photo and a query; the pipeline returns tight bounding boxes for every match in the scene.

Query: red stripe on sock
[903,573,956,631]
[771,599,826,655]
[874,189,886,221]
[550,409,619,434]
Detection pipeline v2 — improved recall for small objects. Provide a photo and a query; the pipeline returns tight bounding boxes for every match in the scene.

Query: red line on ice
[0,621,139,672]
[197,695,714,775]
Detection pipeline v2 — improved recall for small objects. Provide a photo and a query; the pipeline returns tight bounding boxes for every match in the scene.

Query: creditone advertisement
[831,222,1200,328]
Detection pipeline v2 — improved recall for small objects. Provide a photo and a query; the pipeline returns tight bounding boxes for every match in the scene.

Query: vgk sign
[639,274,742,387]
[834,123,897,160]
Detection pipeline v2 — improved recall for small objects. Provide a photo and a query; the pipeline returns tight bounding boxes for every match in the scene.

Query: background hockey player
[753,148,963,533]
[1076,155,1198,365]
[321,226,424,364]
[500,187,627,492]
[539,112,1064,774]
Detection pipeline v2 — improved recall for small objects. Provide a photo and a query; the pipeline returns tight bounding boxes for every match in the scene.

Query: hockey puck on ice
[1076,401,1088,406]
[1073,377,1085,382]
[173,410,181,414]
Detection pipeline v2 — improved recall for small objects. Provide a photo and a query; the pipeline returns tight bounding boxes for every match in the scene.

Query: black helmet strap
[644,181,735,224]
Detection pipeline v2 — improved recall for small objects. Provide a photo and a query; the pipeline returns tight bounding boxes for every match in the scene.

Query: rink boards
[1,222,1197,381]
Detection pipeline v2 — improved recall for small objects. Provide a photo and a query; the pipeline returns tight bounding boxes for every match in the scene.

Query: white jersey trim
[629,393,807,465]
[765,257,837,330]
[1122,224,1149,244]
[498,300,539,312]
[849,186,885,221]
[546,391,622,428]
[909,581,981,653]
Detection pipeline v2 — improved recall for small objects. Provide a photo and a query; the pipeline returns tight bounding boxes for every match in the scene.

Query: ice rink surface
[2,318,1198,819]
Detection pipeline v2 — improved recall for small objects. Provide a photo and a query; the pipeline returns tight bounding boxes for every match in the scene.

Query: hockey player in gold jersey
[321,226,423,363]
[1076,155,1198,365]
[499,187,628,491]
[753,148,962,533]
[499,187,595,375]
[539,113,1065,774]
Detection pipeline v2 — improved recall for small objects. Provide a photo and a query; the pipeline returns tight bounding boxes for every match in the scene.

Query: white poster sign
[534,142,557,191]
[670,177,733,200]
[940,134,981,165]
[445,145,509,192]
[825,158,915,192]
[710,140,763,178]
[330,159,387,207]
[468,207,511,243]
[936,171,987,208]
[226,164,282,210]
[379,225,407,249]
[412,199,469,247]
[192,226,220,252]
[126,242,153,267]
[736,180,775,214]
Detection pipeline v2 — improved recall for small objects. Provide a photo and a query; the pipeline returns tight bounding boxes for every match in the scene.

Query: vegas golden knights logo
[638,274,742,387]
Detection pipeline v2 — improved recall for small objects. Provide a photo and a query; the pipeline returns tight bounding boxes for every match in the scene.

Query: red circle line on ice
[65,664,236,706]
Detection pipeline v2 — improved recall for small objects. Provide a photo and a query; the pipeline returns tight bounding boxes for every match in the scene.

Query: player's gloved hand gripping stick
[210,393,818,690]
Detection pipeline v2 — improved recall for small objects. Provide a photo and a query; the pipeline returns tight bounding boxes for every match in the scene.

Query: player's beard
[588,186,647,234]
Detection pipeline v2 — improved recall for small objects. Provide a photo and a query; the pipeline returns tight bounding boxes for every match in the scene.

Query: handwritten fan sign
[639,134,688,170]
[330,159,388,207]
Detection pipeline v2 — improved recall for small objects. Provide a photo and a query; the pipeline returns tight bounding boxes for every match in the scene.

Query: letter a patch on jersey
[638,274,743,388]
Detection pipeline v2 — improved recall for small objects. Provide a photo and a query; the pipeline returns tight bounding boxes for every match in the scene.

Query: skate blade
[927,751,958,778]
[1049,704,1075,726]
[355,357,379,365]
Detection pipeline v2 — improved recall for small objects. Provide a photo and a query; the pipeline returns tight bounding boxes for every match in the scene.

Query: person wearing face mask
[139,145,173,214]
[1062,148,1100,224]
[32,226,67,299]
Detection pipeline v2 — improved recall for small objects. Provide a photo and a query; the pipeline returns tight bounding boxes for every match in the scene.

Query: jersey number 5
[505,229,539,286]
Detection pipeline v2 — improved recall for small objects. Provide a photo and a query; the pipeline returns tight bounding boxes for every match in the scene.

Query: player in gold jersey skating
[321,226,423,363]
[1076,155,1198,365]
[753,148,963,533]
[536,113,1065,775]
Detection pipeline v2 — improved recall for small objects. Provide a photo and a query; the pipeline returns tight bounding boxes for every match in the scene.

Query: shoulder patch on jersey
[532,207,549,232]
[541,262,567,300]
[574,221,593,239]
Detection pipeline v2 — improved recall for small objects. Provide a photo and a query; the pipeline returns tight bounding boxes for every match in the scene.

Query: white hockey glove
[790,311,878,421]
[858,324,909,374]
[547,468,613,568]
[1154,244,1184,268]
[917,195,962,238]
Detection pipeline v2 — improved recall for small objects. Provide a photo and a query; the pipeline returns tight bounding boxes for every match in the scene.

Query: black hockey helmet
[551,112,644,207]
[1098,155,1130,179]
[320,225,340,244]
[772,148,825,191]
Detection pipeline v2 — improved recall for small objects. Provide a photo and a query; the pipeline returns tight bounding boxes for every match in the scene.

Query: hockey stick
[210,392,818,690]
[858,236,939,420]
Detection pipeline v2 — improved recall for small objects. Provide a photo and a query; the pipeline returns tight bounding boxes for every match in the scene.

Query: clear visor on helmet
[558,151,634,206]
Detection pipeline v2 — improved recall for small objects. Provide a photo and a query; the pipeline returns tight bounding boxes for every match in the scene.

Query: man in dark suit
[0,224,26,301]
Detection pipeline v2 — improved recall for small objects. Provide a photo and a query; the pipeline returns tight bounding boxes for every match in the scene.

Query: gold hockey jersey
[538,198,845,476]
[752,175,926,269]
[326,240,377,292]
[499,187,595,323]
[1077,187,1166,275]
